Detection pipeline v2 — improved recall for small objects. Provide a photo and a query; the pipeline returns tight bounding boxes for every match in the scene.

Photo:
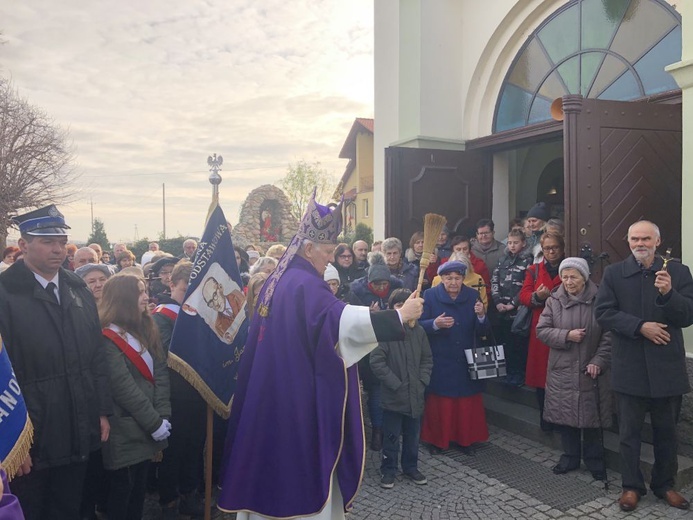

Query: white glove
[151,419,172,442]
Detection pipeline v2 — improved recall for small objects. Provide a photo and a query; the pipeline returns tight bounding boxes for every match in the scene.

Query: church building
[374,0,689,288]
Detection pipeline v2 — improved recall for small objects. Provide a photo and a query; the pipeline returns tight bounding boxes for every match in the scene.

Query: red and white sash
[102,328,155,384]
[154,303,179,323]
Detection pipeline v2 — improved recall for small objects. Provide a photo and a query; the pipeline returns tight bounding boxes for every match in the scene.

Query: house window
[363,198,369,218]
[494,0,681,133]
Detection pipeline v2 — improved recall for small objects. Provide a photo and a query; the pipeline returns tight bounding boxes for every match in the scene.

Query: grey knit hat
[526,202,550,221]
[559,257,590,281]
[368,252,391,282]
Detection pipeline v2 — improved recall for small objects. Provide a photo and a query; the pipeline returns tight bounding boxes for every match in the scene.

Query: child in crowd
[370,288,433,489]
[491,229,532,386]
[100,275,171,520]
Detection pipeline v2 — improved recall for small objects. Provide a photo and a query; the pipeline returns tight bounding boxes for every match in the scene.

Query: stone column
[666,4,693,351]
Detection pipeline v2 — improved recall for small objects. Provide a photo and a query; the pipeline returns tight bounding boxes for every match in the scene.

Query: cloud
[1,0,373,243]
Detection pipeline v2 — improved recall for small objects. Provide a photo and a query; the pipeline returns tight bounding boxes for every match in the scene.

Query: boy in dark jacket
[491,229,532,386]
[370,289,433,489]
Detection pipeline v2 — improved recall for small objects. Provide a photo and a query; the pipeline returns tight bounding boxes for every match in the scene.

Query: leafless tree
[0,78,77,248]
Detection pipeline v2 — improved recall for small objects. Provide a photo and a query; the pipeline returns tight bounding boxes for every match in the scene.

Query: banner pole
[204,405,214,520]
[204,152,223,520]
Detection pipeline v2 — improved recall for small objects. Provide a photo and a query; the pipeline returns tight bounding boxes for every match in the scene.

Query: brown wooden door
[562,95,682,280]
[384,147,491,242]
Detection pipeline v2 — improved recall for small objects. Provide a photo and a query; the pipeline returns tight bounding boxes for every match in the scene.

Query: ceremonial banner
[0,336,33,479]
[168,204,249,418]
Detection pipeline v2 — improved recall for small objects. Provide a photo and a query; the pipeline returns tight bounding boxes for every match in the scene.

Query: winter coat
[472,239,506,276]
[426,254,491,295]
[348,276,403,310]
[334,263,365,300]
[519,260,562,388]
[389,261,419,292]
[0,261,111,470]
[536,281,613,428]
[491,251,532,320]
[101,331,171,470]
[420,283,489,397]
[370,324,433,417]
[349,275,403,388]
[431,271,488,311]
[595,255,693,398]
[152,298,205,405]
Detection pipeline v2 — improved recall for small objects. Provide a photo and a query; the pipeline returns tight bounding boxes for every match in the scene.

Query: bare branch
[0,77,78,246]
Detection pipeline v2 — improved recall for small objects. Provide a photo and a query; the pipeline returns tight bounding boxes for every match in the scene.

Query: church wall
[375,0,683,237]
[374,0,400,239]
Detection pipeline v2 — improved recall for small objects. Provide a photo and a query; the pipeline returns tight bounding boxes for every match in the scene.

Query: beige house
[334,117,374,233]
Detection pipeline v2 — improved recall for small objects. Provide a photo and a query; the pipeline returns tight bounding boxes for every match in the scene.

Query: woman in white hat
[536,257,612,481]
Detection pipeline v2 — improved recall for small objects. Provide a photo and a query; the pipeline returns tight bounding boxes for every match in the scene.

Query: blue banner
[168,204,249,418]
[0,337,33,478]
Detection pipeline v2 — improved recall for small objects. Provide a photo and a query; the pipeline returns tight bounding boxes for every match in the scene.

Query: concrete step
[485,379,655,444]
[483,392,693,488]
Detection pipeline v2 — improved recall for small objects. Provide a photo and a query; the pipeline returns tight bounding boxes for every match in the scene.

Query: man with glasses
[471,219,505,275]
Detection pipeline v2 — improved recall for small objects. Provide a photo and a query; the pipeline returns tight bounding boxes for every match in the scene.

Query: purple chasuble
[218,255,366,517]
[0,469,24,520]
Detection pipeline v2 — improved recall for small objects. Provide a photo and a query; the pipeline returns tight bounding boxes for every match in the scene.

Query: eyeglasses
[542,246,561,252]
[338,254,353,259]
[477,231,493,236]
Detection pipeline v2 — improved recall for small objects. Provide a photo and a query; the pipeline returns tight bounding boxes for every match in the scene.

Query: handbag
[511,265,536,337]
[511,305,532,337]
[464,329,506,380]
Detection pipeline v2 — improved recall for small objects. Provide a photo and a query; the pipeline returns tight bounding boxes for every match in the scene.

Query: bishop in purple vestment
[217,194,424,519]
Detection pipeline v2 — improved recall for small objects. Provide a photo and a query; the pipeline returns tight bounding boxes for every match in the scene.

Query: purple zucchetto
[257,189,343,316]
[437,260,467,276]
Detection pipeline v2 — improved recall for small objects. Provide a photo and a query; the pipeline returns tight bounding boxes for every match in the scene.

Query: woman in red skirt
[419,260,490,454]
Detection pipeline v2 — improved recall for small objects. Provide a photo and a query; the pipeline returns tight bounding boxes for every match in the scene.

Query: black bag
[511,265,536,337]
[511,305,532,337]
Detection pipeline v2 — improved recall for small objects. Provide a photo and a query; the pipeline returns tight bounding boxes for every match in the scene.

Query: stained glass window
[493,0,681,133]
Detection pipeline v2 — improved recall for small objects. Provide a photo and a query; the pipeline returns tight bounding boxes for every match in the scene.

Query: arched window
[493,0,681,133]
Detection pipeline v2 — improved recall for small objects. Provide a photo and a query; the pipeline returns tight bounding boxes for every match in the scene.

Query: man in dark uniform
[0,205,111,520]
[595,220,693,512]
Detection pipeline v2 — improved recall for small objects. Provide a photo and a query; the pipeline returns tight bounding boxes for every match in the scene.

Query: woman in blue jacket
[420,260,490,454]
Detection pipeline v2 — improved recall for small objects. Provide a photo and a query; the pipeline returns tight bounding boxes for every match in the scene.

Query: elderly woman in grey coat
[536,257,612,481]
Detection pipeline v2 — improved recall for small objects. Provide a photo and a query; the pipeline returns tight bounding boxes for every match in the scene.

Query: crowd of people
[0,200,692,518]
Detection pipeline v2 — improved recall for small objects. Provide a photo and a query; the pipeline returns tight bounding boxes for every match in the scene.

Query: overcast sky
[0,0,373,244]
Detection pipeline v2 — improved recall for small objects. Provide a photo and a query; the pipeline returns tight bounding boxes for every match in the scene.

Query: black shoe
[540,419,554,432]
[404,470,427,485]
[428,444,443,455]
[591,471,607,481]
[552,463,578,475]
[457,444,476,456]
[179,491,205,518]
[380,474,395,489]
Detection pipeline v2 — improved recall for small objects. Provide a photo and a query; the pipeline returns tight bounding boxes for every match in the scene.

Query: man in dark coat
[595,220,693,512]
[0,205,111,520]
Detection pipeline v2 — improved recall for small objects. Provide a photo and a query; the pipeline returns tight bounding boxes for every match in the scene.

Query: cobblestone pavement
[144,424,693,519]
